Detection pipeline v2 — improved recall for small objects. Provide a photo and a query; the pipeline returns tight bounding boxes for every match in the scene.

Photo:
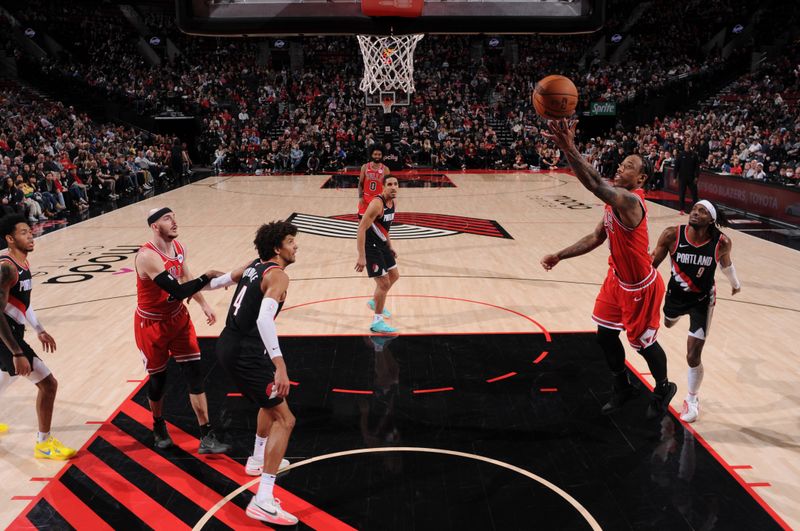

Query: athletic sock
[199,423,212,437]
[687,364,704,399]
[372,314,383,324]
[36,431,50,443]
[256,473,277,505]
[253,435,268,460]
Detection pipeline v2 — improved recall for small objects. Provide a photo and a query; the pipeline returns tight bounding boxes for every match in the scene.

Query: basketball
[532,75,578,119]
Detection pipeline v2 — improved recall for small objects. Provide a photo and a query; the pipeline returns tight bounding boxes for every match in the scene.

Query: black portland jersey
[224,259,284,339]
[366,195,395,246]
[0,254,32,326]
[668,225,721,295]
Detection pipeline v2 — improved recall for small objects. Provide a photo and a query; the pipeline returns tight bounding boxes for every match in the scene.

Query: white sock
[687,363,704,400]
[256,473,276,504]
[372,314,383,324]
[37,431,50,443]
[253,435,267,460]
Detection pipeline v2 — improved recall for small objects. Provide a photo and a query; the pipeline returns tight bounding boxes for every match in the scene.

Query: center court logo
[286,213,513,240]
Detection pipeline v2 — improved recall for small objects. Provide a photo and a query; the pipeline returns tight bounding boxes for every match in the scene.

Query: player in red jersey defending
[134,207,230,453]
[541,119,677,418]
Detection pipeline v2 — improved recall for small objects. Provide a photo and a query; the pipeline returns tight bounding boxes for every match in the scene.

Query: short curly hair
[254,220,298,261]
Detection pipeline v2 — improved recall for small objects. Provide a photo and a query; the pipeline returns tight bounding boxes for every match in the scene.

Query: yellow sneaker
[0,423,8,433]
[34,436,77,460]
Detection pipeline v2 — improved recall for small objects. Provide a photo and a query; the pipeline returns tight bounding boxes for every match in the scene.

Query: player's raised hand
[542,118,577,151]
[540,254,561,271]
[38,331,57,353]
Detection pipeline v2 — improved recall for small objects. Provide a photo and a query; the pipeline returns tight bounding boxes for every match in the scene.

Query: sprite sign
[590,102,616,116]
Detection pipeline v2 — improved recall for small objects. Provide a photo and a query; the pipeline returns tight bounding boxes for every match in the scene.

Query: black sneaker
[646,381,678,419]
[601,384,638,415]
[199,430,232,455]
[153,421,174,449]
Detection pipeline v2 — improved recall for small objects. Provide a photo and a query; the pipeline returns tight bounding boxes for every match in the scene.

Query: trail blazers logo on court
[287,213,513,240]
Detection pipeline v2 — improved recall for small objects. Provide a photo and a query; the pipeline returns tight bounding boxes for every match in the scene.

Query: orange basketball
[532,75,578,119]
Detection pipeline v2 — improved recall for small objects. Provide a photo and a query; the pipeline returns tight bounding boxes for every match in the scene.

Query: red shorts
[592,268,665,349]
[134,307,201,374]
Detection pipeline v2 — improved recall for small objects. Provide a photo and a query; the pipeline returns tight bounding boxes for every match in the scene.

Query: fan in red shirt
[541,119,677,419]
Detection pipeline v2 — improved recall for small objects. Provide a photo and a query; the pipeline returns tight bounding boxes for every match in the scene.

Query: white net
[357,33,424,95]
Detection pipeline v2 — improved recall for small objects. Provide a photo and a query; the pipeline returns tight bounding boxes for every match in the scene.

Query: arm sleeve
[25,307,45,334]
[204,272,236,290]
[153,270,211,300]
[256,297,283,359]
[721,264,741,289]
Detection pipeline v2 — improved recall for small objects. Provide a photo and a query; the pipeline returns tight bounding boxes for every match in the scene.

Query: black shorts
[0,320,39,376]
[216,329,283,409]
[365,241,396,278]
[663,289,715,340]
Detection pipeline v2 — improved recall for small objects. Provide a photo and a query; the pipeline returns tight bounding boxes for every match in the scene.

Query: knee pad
[181,361,205,395]
[147,371,167,402]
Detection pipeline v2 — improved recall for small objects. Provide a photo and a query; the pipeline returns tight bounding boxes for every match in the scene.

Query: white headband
[696,200,717,222]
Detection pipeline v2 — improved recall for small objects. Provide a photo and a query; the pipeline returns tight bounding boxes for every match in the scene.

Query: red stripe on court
[39,480,114,531]
[10,496,36,501]
[29,478,52,482]
[533,351,549,364]
[746,483,772,488]
[227,393,243,397]
[85,421,105,425]
[539,388,558,393]
[486,372,517,383]
[127,379,146,383]
[74,453,188,530]
[331,388,373,395]
[731,465,753,470]
[625,361,792,530]
[122,402,354,530]
[9,381,151,530]
[412,387,454,395]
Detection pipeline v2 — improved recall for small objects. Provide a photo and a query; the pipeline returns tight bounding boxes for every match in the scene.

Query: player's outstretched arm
[651,226,677,269]
[135,248,218,300]
[543,119,640,214]
[0,261,28,375]
[355,199,381,272]
[258,269,291,397]
[541,221,606,270]
[718,235,741,295]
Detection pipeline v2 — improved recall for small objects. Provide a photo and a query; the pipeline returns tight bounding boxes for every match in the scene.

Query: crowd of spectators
[0,84,183,226]
[577,38,799,189]
[5,0,765,177]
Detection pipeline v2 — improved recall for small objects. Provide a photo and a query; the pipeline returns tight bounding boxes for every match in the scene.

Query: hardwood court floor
[0,170,798,529]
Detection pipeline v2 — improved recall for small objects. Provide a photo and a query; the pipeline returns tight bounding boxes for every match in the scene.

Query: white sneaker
[246,496,298,525]
[245,456,290,476]
[680,397,699,423]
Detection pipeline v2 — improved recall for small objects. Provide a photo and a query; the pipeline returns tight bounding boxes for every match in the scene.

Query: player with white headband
[651,200,741,422]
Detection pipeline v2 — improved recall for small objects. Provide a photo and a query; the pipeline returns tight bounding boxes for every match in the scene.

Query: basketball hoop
[357,33,424,95]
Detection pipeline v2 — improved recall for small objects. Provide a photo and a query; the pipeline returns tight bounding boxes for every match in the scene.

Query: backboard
[176,0,605,36]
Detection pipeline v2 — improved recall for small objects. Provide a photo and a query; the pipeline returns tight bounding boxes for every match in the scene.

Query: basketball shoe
[245,456,291,476]
[246,496,299,525]
[34,436,76,460]
[680,397,699,423]
[646,381,678,419]
[370,320,397,334]
[368,299,391,318]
